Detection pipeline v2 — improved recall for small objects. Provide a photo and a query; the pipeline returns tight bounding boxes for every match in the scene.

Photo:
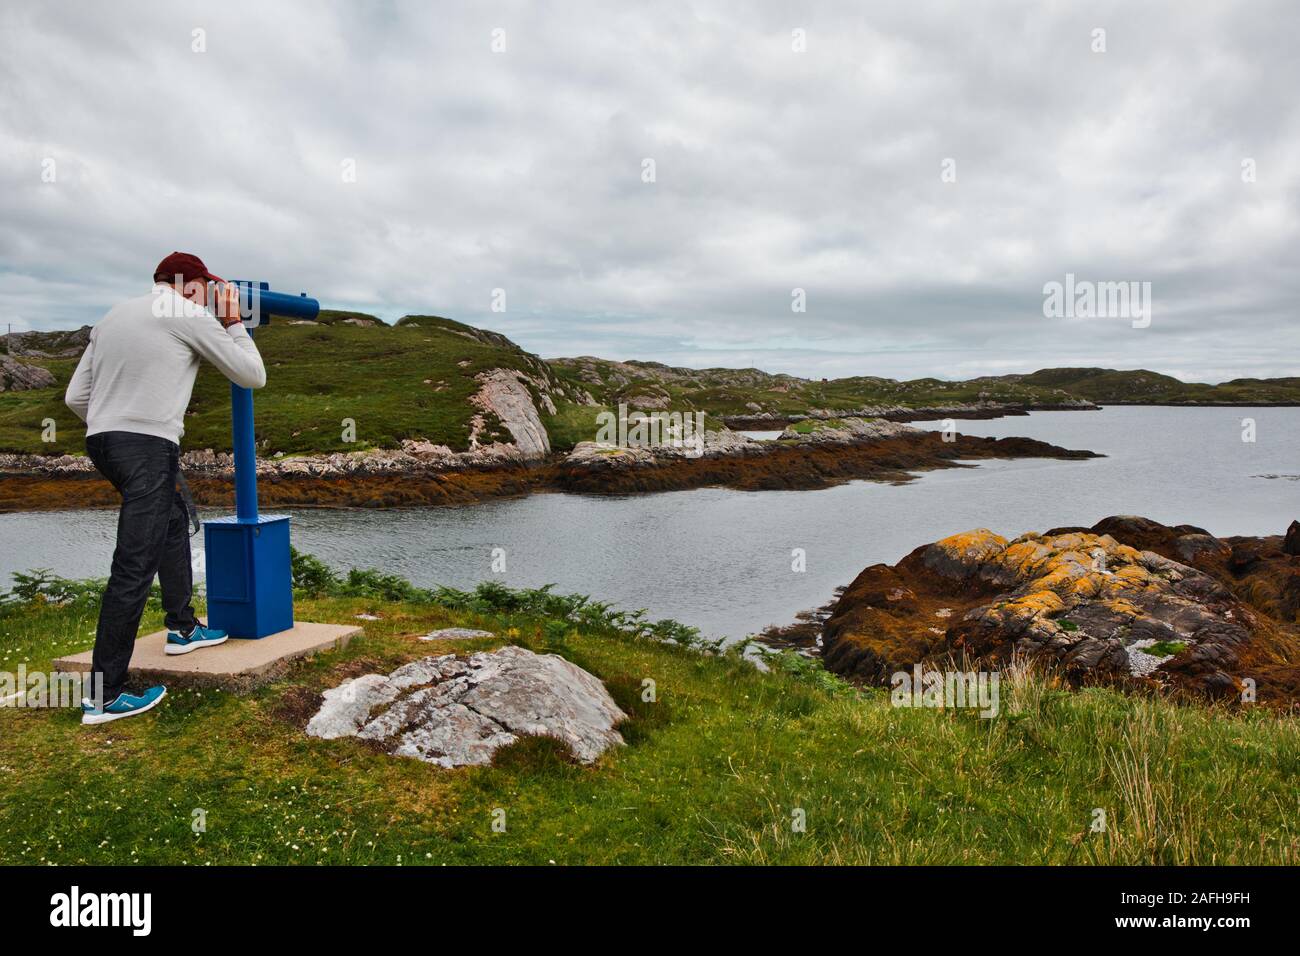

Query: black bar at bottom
[0,865,1277,940]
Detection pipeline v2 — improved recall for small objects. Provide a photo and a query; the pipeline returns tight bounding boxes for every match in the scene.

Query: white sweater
[65,284,267,444]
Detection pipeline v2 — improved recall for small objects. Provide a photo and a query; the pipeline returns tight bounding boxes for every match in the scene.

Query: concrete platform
[52,621,361,692]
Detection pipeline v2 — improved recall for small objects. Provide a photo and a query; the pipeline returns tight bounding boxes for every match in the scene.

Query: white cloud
[1,0,1296,381]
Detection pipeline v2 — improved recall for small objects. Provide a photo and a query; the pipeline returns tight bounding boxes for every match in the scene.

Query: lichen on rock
[823,516,1300,701]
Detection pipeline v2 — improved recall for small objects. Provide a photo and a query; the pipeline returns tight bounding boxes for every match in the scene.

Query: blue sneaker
[165,623,229,656]
[82,686,167,726]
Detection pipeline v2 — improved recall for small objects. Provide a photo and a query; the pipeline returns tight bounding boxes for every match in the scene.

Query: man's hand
[213,283,243,328]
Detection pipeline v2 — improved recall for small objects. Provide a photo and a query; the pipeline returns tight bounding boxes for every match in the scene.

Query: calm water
[1,406,1295,640]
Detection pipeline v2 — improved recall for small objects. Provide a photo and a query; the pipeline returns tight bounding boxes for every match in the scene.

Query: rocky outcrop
[1074,516,1300,635]
[0,356,56,392]
[469,368,552,456]
[553,429,1096,496]
[1286,520,1300,557]
[2,325,91,358]
[306,645,626,767]
[822,517,1300,703]
[724,400,1098,429]
[565,427,758,468]
[0,437,541,481]
[775,417,920,444]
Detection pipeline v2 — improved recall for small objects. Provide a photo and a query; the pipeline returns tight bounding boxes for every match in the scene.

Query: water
[1,407,1295,640]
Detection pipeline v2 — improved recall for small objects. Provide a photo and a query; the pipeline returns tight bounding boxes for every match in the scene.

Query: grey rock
[2,325,91,358]
[565,427,758,468]
[306,645,626,767]
[0,355,57,392]
[471,368,551,456]
[776,417,920,445]
[391,702,518,767]
[306,674,402,739]
[1174,533,1230,564]
[0,438,544,478]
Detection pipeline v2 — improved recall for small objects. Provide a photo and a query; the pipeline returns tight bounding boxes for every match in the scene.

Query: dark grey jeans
[86,431,198,703]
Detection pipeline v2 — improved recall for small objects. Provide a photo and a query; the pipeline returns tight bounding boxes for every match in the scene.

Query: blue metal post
[231,345,259,523]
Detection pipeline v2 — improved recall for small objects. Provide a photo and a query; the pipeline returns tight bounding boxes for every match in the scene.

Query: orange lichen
[825,518,1300,705]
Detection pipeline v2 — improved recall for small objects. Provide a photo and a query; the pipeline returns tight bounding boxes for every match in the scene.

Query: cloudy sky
[2,0,1296,382]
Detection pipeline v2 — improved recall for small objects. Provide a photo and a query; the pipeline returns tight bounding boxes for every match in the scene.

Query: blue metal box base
[202,515,294,639]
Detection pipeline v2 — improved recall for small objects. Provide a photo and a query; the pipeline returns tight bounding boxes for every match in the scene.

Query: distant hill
[1000,368,1300,404]
[554,357,1300,416]
[0,316,1296,456]
[549,356,1088,420]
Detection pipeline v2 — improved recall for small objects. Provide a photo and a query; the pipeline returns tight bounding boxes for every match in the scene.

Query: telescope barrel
[230,280,320,326]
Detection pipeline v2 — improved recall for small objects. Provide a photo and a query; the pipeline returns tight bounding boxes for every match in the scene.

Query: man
[65,252,267,725]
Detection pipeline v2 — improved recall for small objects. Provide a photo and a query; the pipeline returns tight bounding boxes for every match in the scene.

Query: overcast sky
[2,1,1296,382]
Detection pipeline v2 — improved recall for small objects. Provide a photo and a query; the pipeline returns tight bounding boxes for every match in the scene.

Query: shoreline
[0,427,1100,512]
[1089,400,1300,408]
[723,400,1300,431]
[721,400,1098,430]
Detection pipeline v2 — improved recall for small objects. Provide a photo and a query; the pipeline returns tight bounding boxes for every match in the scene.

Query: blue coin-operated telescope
[203,281,319,639]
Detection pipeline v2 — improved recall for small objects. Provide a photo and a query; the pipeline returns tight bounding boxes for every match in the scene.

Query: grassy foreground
[0,566,1296,866]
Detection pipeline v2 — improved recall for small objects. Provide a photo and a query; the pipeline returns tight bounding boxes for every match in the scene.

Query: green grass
[785,418,851,434]
[1,567,1296,865]
[0,355,83,454]
[542,399,615,450]
[1144,640,1187,658]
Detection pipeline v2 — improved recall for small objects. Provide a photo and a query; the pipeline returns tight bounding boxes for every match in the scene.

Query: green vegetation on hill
[0,318,568,455]
[2,316,1298,457]
[554,356,1300,417]
[1007,367,1300,404]
[0,355,83,454]
[184,321,512,454]
[550,356,1086,421]
[0,566,1296,864]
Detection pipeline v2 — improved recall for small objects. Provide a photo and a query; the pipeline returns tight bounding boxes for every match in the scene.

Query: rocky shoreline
[721,399,1097,430]
[815,515,1300,706]
[0,418,1099,511]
